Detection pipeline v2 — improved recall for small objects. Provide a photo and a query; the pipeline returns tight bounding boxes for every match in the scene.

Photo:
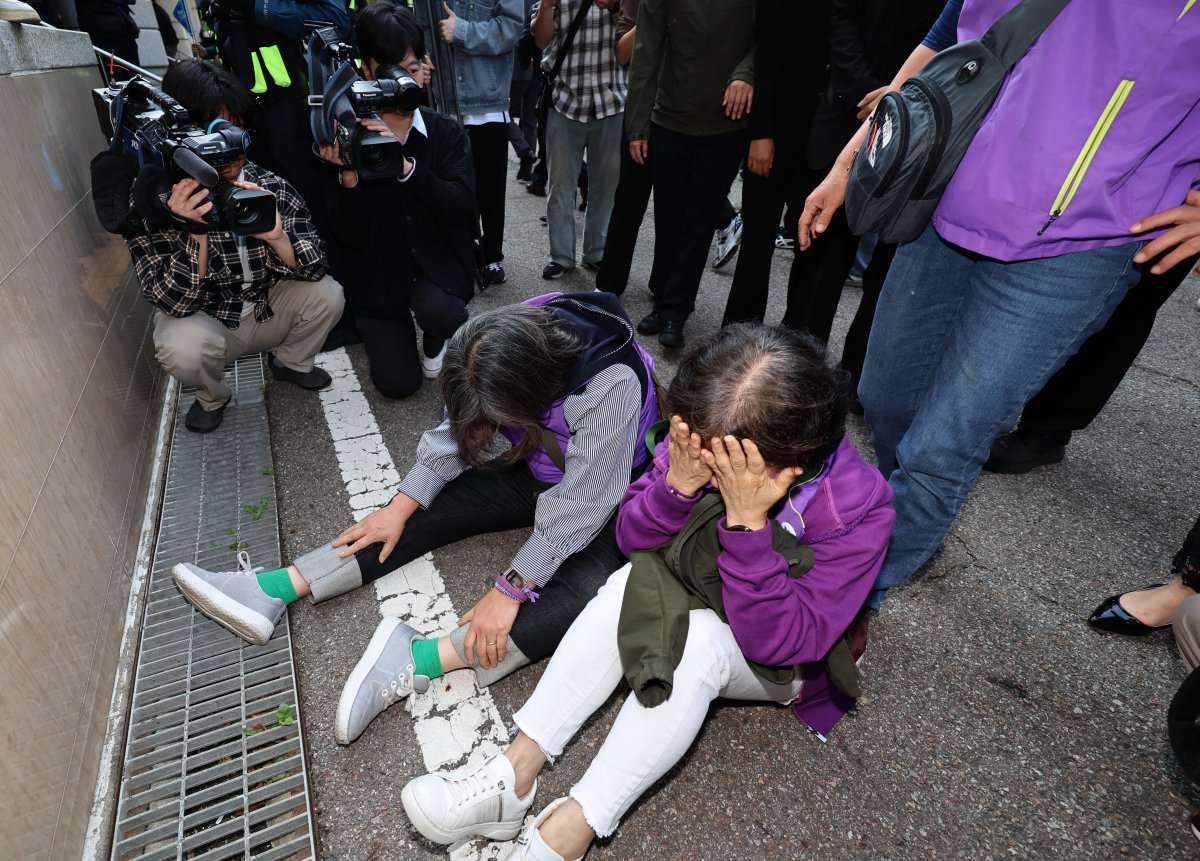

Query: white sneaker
[504,798,584,861]
[712,212,743,270]
[171,552,284,646]
[335,616,430,745]
[0,1,40,22]
[401,753,536,845]
[421,341,447,379]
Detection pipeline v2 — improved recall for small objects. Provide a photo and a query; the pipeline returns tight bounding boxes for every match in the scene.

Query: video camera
[92,77,276,236]
[306,23,423,181]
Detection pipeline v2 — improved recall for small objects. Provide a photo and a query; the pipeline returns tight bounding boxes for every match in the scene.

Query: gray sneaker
[335,616,430,745]
[171,552,285,646]
[402,753,536,845]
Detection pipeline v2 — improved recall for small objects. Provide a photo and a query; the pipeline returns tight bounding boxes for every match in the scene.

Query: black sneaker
[542,262,569,280]
[269,356,333,391]
[637,311,662,335]
[983,427,1071,474]
[481,262,506,289]
[184,399,227,434]
[516,152,535,182]
[581,260,601,273]
[658,320,686,349]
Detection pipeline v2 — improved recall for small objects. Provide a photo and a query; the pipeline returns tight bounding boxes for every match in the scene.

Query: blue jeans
[546,108,623,268]
[860,225,1143,608]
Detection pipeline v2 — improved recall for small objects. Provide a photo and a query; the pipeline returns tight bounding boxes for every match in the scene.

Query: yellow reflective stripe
[1182,0,1196,20]
[250,52,267,94]
[259,45,292,88]
[1049,79,1135,219]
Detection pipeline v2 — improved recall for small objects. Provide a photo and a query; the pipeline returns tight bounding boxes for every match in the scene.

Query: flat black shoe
[983,427,1070,474]
[658,320,686,349]
[542,262,568,280]
[269,357,332,391]
[185,399,226,434]
[1086,587,1170,636]
[636,312,661,336]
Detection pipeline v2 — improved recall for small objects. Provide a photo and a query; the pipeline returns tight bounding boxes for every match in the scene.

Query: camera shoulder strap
[546,0,597,87]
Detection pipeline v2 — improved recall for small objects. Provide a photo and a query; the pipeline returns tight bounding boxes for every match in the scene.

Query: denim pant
[860,225,1143,608]
[545,108,623,268]
[512,565,802,837]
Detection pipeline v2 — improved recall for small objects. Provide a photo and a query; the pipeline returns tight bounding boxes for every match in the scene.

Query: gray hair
[438,305,585,467]
[667,324,848,470]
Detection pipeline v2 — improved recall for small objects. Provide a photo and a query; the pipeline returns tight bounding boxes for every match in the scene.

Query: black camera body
[306,24,423,181]
[93,78,277,236]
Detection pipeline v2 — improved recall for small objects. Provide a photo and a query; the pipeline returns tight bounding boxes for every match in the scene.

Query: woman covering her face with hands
[401,323,896,861]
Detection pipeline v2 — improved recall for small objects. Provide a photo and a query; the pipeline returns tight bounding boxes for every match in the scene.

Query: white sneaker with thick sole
[0,0,40,22]
[712,212,743,270]
[422,341,448,378]
[171,552,284,646]
[503,798,585,861]
[402,753,536,845]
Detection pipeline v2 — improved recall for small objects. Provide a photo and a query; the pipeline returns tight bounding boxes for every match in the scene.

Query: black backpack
[844,0,1069,244]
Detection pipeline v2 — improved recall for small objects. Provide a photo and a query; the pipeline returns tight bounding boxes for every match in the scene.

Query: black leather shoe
[1087,586,1170,635]
[658,320,686,349]
[184,399,226,434]
[636,312,662,336]
[983,427,1071,474]
[269,356,332,390]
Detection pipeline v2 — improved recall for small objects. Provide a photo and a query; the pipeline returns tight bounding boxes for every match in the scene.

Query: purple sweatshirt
[616,435,895,730]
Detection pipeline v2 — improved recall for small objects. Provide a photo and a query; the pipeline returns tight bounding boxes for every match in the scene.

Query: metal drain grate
[111,355,317,861]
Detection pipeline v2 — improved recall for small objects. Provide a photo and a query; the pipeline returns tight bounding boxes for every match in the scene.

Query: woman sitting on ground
[171,292,659,745]
[400,324,895,860]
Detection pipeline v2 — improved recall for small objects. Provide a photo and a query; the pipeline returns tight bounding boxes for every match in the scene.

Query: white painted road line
[316,348,519,860]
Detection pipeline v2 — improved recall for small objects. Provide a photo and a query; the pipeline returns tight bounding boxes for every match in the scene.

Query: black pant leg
[780,174,858,342]
[724,159,791,324]
[508,517,626,660]
[467,122,510,264]
[596,142,654,295]
[1019,254,1197,433]
[410,274,470,344]
[356,314,423,399]
[650,125,745,323]
[840,241,898,383]
[354,463,545,584]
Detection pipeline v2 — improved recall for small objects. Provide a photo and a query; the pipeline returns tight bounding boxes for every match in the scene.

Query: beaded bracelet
[494,570,540,603]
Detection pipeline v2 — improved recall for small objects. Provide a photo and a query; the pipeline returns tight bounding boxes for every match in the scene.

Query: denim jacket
[450,0,525,115]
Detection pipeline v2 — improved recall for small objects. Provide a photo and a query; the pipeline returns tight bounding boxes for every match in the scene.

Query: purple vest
[501,293,659,484]
[933,0,1200,261]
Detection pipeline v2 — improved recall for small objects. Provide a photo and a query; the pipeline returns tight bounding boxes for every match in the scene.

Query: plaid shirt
[126,162,327,328]
[536,1,627,122]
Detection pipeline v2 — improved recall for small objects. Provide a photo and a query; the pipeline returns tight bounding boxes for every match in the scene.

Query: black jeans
[357,274,469,399]
[647,123,746,323]
[353,462,626,660]
[840,241,898,384]
[1018,253,1197,433]
[596,141,653,296]
[508,75,541,157]
[466,122,510,264]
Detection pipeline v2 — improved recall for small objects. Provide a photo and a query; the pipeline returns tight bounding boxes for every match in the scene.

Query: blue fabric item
[258,0,350,41]
[921,0,964,52]
[450,0,525,114]
[860,223,1142,608]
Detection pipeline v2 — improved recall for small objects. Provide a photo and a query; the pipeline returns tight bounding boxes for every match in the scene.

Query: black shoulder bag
[844,0,1070,244]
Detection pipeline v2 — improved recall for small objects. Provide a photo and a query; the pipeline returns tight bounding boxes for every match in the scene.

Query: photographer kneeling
[127,60,344,433]
[320,3,477,397]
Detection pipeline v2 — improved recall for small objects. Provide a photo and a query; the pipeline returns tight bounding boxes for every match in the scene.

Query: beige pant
[154,276,345,410]
[1176,594,1200,671]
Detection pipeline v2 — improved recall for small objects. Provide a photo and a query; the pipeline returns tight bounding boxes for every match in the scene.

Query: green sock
[411,638,444,680]
[256,567,300,604]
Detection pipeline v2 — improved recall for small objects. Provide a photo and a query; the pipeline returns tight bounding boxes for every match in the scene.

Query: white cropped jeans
[512,564,804,837]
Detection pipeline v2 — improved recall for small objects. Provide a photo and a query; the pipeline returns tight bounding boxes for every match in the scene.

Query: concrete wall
[0,21,163,861]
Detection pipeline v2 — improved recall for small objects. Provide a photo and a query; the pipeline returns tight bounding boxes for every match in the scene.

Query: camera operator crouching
[128,60,344,434]
[317,4,476,399]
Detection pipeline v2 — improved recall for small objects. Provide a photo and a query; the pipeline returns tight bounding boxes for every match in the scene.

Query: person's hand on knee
[333,493,419,560]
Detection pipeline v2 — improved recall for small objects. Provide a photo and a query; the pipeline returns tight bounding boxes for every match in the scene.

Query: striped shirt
[535,0,628,122]
[396,364,643,586]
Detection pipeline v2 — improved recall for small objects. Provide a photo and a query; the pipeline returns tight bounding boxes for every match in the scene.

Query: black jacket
[806,0,944,169]
[326,108,477,321]
[747,0,832,144]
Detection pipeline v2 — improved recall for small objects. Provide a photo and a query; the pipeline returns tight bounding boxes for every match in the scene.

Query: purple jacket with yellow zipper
[932,0,1200,262]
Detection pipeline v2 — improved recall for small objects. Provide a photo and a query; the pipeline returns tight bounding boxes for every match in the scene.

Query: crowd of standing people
[90,0,1200,856]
